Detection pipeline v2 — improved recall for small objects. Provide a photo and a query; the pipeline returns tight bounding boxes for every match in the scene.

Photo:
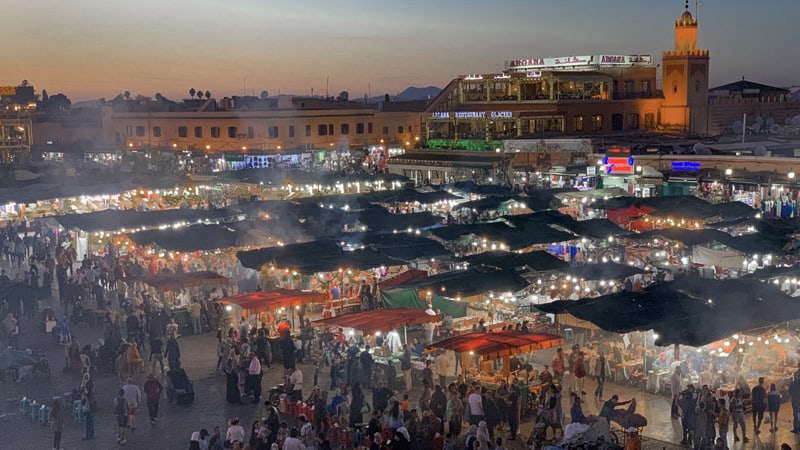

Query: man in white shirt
[283,427,304,450]
[247,353,262,404]
[289,367,303,402]
[122,378,142,430]
[467,386,484,425]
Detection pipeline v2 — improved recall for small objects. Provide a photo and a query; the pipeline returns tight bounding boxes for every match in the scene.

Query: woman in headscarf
[463,424,477,450]
[476,421,490,450]
[393,427,411,450]
[226,354,243,405]
[190,431,202,450]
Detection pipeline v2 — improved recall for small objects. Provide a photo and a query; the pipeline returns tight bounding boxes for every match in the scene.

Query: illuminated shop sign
[464,74,483,80]
[455,112,484,119]
[671,161,701,171]
[506,54,653,71]
[603,156,635,175]
[443,112,514,119]
[602,147,634,175]
[598,55,653,65]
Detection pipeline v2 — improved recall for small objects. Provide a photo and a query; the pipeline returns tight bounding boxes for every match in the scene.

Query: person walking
[715,398,730,450]
[149,335,165,376]
[114,389,130,445]
[81,395,94,441]
[573,351,587,396]
[190,299,202,335]
[49,398,64,450]
[593,350,609,401]
[247,353,263,404]
[670,366,683,419]
[751,377,767,435]
[143,373,163,424]
[791,373,800,433]
[122,377,142,431]
[731,389,749,443]
[401,345,412,392]
[767,383,782,433]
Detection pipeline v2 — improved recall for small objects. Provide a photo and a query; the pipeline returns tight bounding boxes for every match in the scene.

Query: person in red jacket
[143,373,163,424]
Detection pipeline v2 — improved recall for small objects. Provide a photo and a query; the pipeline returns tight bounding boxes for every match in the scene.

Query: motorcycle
[268,382,293,406]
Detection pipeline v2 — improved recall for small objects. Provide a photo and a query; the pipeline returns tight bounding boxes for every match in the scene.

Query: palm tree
[189,88,196,99]
[204,90,211,99]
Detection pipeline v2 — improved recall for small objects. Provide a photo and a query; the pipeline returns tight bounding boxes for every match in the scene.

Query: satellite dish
[770,124,782,134]
[766,117,775,127]
[792,115,800,126]
[755,115,765,127]
[751,122,762,133]
[692,143,711,155]
[754,146,768,156]
[732,121,743,134]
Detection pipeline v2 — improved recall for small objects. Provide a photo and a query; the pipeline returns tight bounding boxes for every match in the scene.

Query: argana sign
[505,54,653,71]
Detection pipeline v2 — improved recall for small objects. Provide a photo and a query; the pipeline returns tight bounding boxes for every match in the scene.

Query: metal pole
[742,113,747,145]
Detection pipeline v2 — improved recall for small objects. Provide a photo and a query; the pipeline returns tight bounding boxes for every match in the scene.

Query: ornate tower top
[669,0,703,54]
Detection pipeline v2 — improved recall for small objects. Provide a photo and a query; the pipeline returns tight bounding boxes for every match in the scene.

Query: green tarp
[380,288,467,318]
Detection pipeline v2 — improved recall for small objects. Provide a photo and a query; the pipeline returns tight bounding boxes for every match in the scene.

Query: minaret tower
[661,0,710,135]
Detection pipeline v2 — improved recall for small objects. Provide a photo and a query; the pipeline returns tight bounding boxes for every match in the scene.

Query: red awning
[312,308,439,335]
[426,331,563,360]
[126,271,229,293]
[606,205,655,225]
[220,289,328,313]
[379,269,428,290]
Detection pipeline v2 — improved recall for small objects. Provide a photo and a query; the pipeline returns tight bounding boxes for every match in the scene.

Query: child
[494,437,507,450]
[443,433,455,450]
[277,422,289,448]
[400,394,410,412]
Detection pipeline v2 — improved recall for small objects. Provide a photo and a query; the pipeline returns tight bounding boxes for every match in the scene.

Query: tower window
[673,82,678,94]
[695,80,701,93]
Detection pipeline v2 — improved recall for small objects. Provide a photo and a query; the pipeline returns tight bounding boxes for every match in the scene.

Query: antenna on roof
[695,0,702,21]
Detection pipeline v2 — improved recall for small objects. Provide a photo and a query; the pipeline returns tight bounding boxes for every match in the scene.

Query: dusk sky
[7,0,800,101]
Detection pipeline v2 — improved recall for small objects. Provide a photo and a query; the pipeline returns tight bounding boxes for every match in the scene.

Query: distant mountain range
[369,86,441,103]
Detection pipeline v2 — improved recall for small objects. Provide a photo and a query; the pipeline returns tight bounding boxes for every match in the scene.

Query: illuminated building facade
[422,4,711,143]
[102,96,423,155]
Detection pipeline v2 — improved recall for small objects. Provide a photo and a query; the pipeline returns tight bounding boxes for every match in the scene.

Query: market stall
[426,331,563,412]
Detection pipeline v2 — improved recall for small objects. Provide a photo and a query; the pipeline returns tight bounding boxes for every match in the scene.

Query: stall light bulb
[748,341,754,346]
[765,340,770,345]
[738,348,744,353]
[723,341,730,347]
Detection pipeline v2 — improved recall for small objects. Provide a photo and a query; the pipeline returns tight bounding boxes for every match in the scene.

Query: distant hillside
[367,86,441,103]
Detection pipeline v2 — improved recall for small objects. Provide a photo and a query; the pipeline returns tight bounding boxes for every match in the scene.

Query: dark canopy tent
[450,181,512,196]
[370,189,462,204]
[633,228,787,254]
[355,234,450,260]
[452,196,526,214]
[430,221,576,250]
[0,176,183,205]
[463,251,568,272]
[125,271,229,293]
[536,278,800,346]
[524,188,576,211]
[395,268,529,298]
[743,264,800,280]
[561,262,647,280]
[312,308,439,335]
[55,208,240,233]
[356,209,441,233]
[505,210,627,239]
[237,240,400,273]
[426,331,563,360]
[220,289,328,312]
[592,195,756,222]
